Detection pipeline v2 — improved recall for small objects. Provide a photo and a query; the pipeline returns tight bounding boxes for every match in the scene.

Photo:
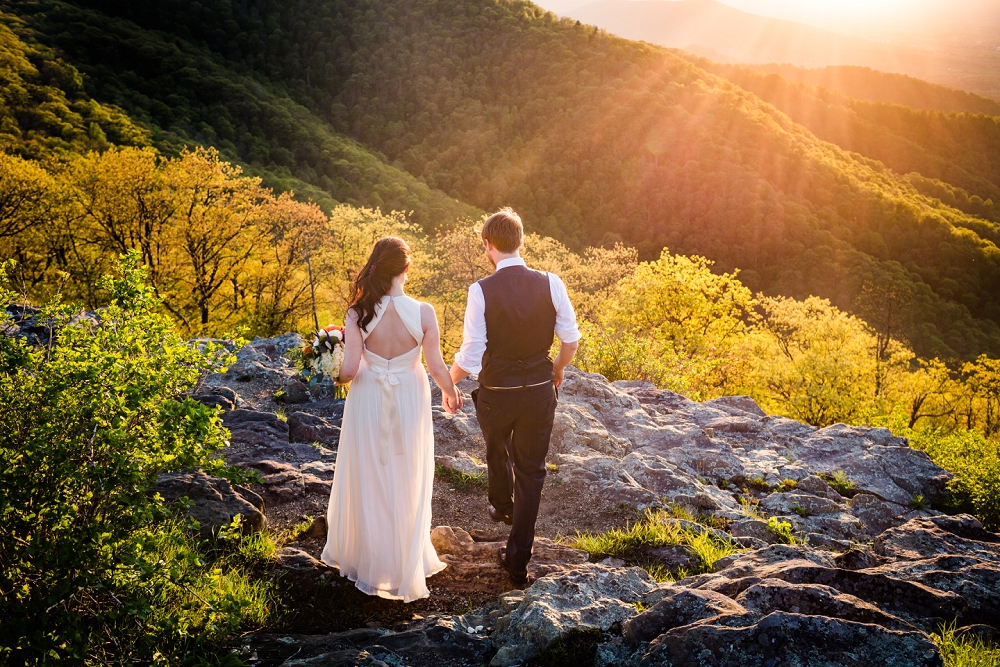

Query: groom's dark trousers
[473,383,557,572]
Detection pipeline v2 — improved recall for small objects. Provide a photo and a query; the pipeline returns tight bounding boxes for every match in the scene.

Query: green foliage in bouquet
[0,252,272,664]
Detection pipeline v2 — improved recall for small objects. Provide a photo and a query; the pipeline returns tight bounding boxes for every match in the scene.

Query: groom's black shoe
[488,504,513,526]
[498,548,529,586]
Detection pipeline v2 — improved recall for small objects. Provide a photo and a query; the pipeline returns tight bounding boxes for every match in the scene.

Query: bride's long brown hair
[350,236,412,332]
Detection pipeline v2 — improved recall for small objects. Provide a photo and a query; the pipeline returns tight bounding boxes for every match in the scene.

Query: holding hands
[443,387,464,414]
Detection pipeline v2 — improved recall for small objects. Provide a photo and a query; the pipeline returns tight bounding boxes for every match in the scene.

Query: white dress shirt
[454,257,581,375]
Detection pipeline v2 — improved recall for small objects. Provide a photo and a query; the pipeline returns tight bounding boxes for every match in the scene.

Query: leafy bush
[907,428,1000,530]
[0,254,272,664]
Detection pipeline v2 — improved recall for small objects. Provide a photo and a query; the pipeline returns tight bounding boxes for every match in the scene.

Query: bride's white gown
[322,294,446,602]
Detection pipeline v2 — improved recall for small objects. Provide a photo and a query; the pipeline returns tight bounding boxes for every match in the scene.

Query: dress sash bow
[374,366,406,465]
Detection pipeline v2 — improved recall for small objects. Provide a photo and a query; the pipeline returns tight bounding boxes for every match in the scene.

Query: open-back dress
[321,295,446,602]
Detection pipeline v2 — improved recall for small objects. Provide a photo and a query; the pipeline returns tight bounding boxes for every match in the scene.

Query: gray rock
[731,518,778,544]
[850,493,908,534]
[640,611,943,667]
[762,492,842,516]
[154,471,266,534]
[435,450,487,476]
[735,578,915,631]
[288,411,340,446]
[190,393,234,411]
[644,545,702,574]
[624,588,747,645]
[283,380,311,404]
[489,566,663,666]
[797,474,844,501]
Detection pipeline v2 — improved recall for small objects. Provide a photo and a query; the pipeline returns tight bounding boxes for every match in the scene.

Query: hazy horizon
[536,0,1000,39]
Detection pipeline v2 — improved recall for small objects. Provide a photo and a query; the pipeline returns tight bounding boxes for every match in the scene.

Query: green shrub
[790,504,808,517]
[0,254,269,664]
[907,428,1000,530]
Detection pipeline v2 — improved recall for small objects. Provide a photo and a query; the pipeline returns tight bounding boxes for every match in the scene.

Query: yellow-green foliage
[576,251,756,399]
[905,427,1000,530]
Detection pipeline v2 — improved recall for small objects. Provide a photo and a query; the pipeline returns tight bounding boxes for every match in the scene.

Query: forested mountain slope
[747,64,1000,116]
[4,0,1000,360]
[676,54,1000,223]
[0,9,478,229]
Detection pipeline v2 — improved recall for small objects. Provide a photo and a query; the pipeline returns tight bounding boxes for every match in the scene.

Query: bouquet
[302,324,346,396]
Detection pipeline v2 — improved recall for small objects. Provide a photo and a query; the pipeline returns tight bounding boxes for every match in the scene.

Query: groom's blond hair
[480,207,523,253]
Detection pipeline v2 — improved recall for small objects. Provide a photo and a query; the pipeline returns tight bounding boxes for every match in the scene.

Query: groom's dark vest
[478,265,557,388]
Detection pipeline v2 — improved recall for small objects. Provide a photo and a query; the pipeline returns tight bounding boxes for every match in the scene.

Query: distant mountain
[567,0,1000,99]
[568,0,933,69]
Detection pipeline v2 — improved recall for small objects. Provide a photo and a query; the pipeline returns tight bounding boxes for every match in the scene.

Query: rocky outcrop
[208,337,997,667]
[154,471,266,534]
[432,370,950,540]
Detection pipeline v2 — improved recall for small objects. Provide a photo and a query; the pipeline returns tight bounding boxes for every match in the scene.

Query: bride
[322,236,463,602]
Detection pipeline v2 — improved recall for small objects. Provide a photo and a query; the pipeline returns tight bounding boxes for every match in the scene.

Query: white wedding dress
[321,294,446,602]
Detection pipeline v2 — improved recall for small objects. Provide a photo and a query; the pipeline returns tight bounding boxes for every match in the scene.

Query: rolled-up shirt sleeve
[548,273,581,343]
[453,282,487,374]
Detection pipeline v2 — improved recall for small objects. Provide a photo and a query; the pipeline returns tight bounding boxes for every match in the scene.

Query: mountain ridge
[4,0,1000,359]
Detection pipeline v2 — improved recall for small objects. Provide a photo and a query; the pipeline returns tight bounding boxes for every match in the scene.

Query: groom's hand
[553,366,565,388]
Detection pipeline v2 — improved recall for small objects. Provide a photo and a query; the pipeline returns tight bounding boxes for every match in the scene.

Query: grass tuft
[933,622,1000,667]
[767,516,802,544]
[819,470,858,498]
[435,464,488,491]
[571,508,745,578]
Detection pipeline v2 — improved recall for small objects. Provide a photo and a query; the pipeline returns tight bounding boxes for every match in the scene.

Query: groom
[450,207,579,585]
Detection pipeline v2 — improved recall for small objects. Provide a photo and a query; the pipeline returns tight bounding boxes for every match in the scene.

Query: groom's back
[479,266,556,388]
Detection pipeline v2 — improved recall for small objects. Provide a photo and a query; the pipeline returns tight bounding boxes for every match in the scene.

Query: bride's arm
[420,303,462,413]
[337,308,363,384]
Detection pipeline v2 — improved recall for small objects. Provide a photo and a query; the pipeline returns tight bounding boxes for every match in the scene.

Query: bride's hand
[444,388,463,414]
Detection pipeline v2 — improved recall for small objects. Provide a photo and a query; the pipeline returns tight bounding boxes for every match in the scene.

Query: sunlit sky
[536,0,1000,37]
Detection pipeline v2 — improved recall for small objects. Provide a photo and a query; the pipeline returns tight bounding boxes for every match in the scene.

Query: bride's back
[363,299,420,360]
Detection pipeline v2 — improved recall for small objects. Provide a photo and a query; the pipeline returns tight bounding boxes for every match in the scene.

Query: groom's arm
[549,273,581,387]
[450,283,486,385]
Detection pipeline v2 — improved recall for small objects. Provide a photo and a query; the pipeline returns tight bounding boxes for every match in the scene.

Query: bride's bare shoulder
[418,301,438,329]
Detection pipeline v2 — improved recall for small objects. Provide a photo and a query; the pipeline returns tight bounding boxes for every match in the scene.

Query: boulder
[190,393,234,411]
[489,566,664,666]
[761,492,842,516]
[849,493,909,534]
[282,380,311,404]
[154,471,266,534]
[731,518,779,544]
[734,578,915,631]
[796,474,844,501]
[288,411,341,446]
[435,451,487,476]
[643,545,702,574]
[640,611,943,667]
[623,588,747,645]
